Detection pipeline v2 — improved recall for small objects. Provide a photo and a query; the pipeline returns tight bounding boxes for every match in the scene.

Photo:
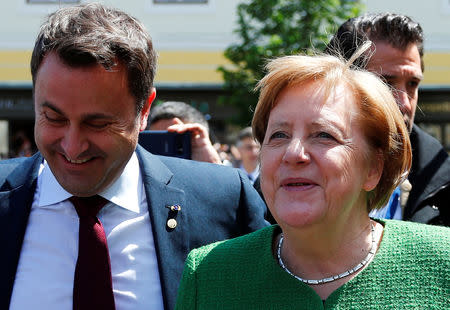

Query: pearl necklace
[277,223,376,285]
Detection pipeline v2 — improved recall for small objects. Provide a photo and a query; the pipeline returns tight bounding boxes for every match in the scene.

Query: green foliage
[218,0,363,125]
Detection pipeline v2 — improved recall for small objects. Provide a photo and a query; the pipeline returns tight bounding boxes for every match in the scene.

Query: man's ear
[363,150,384,192]
[139,88,156,131]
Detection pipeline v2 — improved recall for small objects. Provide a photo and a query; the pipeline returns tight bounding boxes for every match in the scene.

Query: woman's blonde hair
[252,45,412,211]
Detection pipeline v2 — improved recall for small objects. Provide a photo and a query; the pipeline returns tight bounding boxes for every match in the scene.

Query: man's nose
[60,126,89,160]
[393,88,412,116]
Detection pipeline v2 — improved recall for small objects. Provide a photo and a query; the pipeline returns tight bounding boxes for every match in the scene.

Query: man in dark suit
[325,13,450,226]
[0,3,267,310]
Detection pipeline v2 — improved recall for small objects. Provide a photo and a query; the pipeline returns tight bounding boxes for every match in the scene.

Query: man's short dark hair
[237,127,254,142]
[236,127,255,148]
[31,3,157,112]
[325,13,424,71]
[149,101,209,131]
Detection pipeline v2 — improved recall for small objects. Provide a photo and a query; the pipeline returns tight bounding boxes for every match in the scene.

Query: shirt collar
[240,163,260,179]
[38,152,142,213]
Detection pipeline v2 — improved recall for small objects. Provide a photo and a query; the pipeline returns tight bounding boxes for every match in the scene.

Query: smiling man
[325,13,450,226]
[0,3,267,310]
[34,53,142,197]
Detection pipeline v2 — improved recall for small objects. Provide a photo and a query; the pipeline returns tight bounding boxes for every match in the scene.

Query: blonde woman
[175,49,449,309]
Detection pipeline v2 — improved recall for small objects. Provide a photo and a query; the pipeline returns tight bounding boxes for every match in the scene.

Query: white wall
[364,0,450,51]
[0,0,242,51]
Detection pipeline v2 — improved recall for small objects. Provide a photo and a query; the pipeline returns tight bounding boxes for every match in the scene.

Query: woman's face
[260,81,381,228]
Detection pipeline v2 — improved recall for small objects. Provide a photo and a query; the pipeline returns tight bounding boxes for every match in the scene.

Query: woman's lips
[281,178,317,190]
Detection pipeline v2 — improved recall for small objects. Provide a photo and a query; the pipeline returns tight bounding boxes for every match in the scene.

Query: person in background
[175,49,449,309]
[148,101,222,164]
[235,126,260,184]
[0,4,268,310]
[214,143,238,167]
[10,130,34,158]
[325,13,450,226]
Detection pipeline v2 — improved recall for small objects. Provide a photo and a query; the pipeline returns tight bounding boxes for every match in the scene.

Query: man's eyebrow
[41,101,113,121]
[41,101,64,115]
[381,74,423,81]
[83,113,115,121]
[413,74,424,81]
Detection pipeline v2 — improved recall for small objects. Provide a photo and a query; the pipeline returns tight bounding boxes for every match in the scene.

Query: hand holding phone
[138,130,191,159]
[166,123,222,164]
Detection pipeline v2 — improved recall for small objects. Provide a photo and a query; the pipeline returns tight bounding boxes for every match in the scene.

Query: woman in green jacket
[175,46,450,309]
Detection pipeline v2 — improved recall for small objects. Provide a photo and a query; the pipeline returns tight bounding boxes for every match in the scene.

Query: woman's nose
[282,138,310,165]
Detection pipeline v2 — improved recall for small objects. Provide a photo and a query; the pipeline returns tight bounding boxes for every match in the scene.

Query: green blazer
[175,220,450,309]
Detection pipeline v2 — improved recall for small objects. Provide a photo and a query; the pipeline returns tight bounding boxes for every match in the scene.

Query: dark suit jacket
[405,125,450,226]
[0,145,268,310]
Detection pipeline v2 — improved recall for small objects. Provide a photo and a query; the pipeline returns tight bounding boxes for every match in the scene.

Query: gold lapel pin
[166,204,181,212]
[167,218,177,229]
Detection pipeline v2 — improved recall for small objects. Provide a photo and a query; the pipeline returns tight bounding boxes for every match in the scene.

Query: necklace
[277,223,376,285]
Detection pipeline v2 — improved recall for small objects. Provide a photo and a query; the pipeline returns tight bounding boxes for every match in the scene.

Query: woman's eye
[269,131,288,140]
[316,132,335,140]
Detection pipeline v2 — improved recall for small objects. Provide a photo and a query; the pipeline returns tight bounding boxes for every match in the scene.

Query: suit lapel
[0,153,42,309]
[1,149,191,309]
[136,146,190,310]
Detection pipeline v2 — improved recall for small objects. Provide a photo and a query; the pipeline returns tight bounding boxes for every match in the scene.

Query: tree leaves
[218,0,363,125]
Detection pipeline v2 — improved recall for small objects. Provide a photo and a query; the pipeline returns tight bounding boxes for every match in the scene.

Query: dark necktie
[247,174,253,182]
[69,196,116,310]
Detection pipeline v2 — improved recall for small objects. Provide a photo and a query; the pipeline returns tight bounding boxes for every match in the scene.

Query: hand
[167,123,222,164]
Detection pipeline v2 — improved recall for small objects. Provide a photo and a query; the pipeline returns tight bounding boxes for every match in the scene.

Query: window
[147,0,214,13]
[443,0,450,14]
[154,0,207,3]
[27,0,79,3]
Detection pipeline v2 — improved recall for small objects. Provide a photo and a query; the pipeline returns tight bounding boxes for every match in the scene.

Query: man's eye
[87,122,109,129]
[408,80,419,88]
[44,112,64,122]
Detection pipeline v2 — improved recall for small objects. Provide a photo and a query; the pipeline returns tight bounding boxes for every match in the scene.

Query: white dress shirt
[239,164,260,185]
[9,153,164,310]
[369,186,403,220]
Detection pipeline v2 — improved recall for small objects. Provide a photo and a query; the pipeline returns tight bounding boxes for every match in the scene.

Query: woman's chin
[274,207,323,228]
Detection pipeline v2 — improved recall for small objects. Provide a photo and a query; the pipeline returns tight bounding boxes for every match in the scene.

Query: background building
[1,0,449,157]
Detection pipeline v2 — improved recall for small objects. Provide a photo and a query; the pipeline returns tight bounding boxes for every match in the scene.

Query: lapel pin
[166,204,181,230]
[167,218,177,229]
[166,204,181,212]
